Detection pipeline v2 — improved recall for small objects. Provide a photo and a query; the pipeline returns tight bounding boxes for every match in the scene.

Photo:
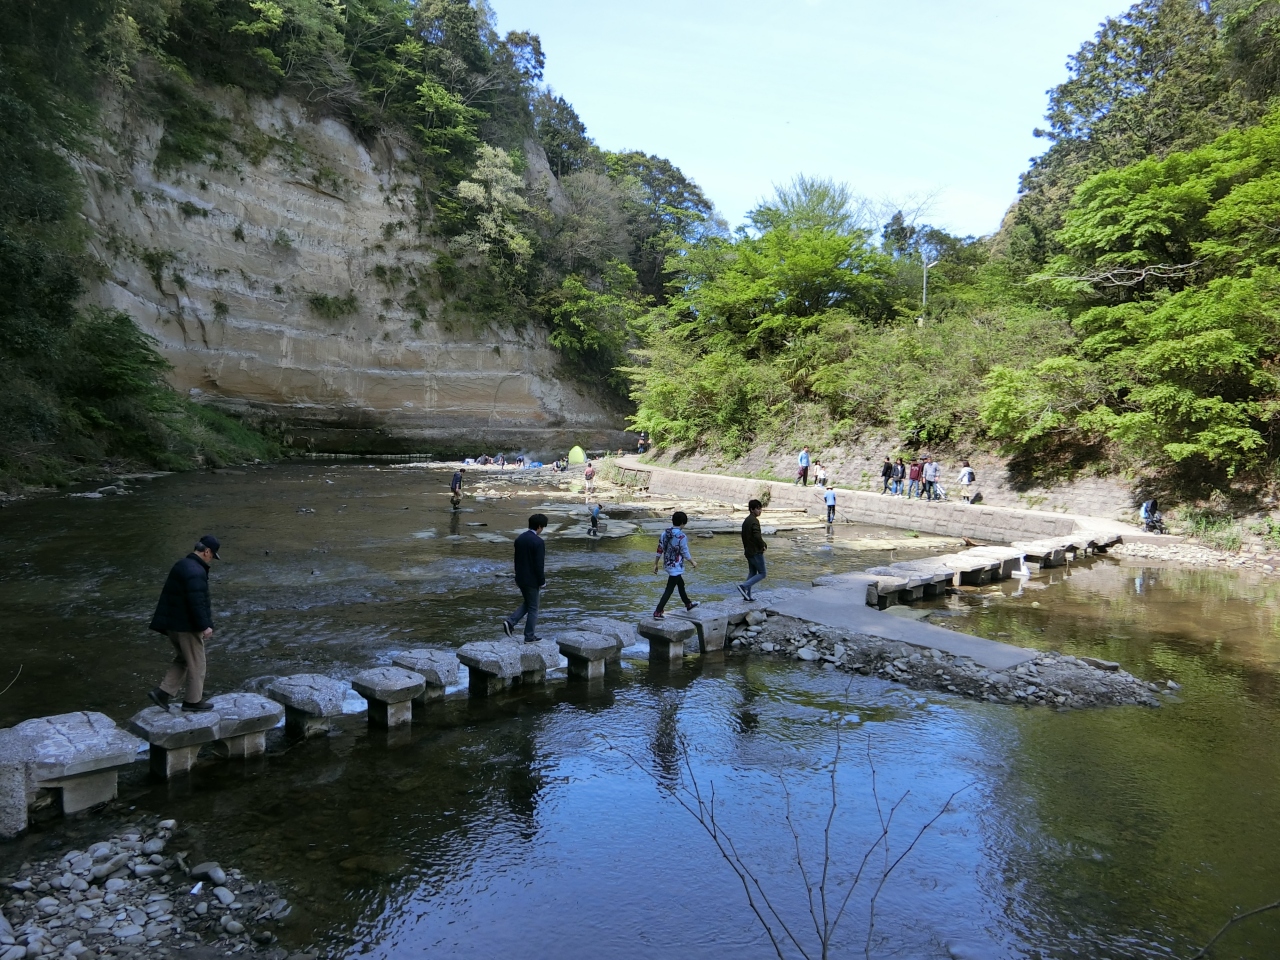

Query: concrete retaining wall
[637,464,1127,543]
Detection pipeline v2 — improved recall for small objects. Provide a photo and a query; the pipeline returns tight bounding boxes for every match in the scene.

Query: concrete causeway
[771,588,1037,670]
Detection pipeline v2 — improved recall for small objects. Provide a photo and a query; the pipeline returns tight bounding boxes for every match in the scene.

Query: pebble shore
[1112,541,1278,573]
[731,611,1171,708]
[0,817,307,959]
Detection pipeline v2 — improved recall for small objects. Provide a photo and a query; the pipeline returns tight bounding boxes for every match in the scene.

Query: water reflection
[2,467,1280,957]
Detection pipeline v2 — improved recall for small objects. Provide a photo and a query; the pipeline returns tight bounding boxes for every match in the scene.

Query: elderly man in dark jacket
[147,535,221,712]
[502,515,547,643]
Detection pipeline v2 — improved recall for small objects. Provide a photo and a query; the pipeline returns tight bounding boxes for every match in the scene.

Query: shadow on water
[2,465,1280,957]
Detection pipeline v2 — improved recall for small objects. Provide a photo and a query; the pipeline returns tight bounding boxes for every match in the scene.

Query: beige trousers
[160,631,206,703]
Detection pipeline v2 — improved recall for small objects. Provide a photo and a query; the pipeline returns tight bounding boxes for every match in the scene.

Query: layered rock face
[78,90,627,455]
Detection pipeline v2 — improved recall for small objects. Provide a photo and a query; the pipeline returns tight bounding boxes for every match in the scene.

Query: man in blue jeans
[821,485,837,523]
[737,499,768,601]
[502,514,547,642]
[795,447,811,485]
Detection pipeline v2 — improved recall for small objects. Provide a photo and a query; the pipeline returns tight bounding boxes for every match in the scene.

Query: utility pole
[922,257,939,310]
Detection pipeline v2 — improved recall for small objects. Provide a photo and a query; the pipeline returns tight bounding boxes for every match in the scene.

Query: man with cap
[147,535,221,712]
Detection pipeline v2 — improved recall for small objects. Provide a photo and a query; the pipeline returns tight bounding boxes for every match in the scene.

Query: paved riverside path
[611,456,1165,545]
[770,587,1037,670]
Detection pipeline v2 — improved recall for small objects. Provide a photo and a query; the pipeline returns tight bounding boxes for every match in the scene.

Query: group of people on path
[878,456,978,503]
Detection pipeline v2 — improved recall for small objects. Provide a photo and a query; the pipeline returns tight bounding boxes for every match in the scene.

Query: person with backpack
[737,498,767,601]
[957,461,976,503]
[880,457,893,494]
[584,460,596,497]
[653,511,699,619]
[891,457,906,496]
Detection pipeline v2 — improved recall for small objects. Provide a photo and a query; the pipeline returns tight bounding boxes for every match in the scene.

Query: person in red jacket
[907,460,924,499]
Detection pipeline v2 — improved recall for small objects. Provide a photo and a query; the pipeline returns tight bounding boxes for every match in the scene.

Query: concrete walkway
[770,587,1038,670]
[611,456,1182,547]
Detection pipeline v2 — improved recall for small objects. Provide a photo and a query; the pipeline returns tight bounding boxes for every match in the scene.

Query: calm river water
[1,463,1278,959]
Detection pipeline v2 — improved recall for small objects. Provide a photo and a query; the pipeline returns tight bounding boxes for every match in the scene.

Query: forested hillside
[0,0,712,488]
[626,0,1280,499]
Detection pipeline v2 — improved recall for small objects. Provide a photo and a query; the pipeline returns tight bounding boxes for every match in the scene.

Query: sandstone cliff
[78,89,627,456]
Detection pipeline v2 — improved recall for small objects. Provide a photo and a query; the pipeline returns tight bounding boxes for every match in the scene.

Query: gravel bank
[1112,541,1278,573]
[732,612,1170,708]
[0,817,304,959]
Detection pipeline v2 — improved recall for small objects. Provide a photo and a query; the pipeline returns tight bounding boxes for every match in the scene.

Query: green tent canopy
[567,445,587,464]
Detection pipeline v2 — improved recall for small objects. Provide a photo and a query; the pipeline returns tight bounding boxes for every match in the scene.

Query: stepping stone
[574,618,634,662]
[958,547,1025,580]
[556,633,617,680]
[669,609,730,652]
[391,649,460,715]
[0,729,27,840]
[456,641,525,696]
[351,667,426,728]
[519,640,563,683]
[206,693,284,758]
[636,619,696,662]
[266,674,348,738]
[10,712,142,816]
[1013,540,1068,568]
[126,707,220,779]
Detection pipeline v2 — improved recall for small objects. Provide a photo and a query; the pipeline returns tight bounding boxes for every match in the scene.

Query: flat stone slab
[12,712,142,786]
[126,707,220,750]
[637,619,697,644]
[266,675,348,717]
[456,641,525,679]
[352,667,426,704]
[770,587,1037,671]
[520,640,563,673]
[206,693,284,738]
[574,618,635,652]
[556,633,618,661]
[391,649,459,686]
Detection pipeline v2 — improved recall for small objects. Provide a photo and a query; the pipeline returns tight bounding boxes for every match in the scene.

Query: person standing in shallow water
[653,511,699,619]
[147,535,221,712]
[503,515,547,643]
[738,499,767,602]
[450,467,465,509]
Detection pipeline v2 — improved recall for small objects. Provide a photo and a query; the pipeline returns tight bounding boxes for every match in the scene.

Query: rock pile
[734,613,1169,709]
[1113,541,1278,573]
[0,817,296,958]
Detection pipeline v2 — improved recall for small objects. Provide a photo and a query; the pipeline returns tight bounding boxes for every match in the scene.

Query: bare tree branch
[1190,899,1280,959]
[1043,260,1203,288]
[0,665,21,698]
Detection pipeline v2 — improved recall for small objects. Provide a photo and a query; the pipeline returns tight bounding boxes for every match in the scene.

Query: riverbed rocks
[0,817,292,958]
[1113,541,1280,573]
[735,613,1164,708]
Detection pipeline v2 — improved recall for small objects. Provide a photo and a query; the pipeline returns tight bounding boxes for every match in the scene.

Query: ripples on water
[2,464,1280,958]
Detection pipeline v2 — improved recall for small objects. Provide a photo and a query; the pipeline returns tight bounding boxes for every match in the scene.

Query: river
[1,463,1278,958]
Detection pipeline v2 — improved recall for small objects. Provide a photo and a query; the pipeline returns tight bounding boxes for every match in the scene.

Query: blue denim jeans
[742,553,767,593]
[908,479,921,498]
[507,585,541,640]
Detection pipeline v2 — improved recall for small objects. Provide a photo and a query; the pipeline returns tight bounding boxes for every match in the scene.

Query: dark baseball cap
[197,535,221,559]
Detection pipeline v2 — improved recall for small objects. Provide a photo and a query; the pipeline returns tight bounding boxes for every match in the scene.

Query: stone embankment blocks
[266,674,348,738]
[206,693,284,757]
[556,634,617,680]
[351,667,426,727]
[126,708,220,778]
[637,619,696,661]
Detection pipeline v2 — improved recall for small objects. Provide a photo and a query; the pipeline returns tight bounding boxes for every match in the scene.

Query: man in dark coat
[502,515,547,642]
[147,535,221,711]
[737,499,768,602]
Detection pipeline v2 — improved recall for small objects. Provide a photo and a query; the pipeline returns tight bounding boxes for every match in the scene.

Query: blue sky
[492,0,1127,237]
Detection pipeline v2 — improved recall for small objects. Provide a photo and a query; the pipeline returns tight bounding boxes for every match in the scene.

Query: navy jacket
[149,554,213,634]
[513,530,546,590]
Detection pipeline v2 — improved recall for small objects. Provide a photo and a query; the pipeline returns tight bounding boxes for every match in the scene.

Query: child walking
[653,511,699,619]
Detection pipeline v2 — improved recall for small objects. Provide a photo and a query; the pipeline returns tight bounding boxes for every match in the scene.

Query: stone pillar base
[45,771,118,813]
[150,743,201,779]
[468,671,509,697]
[216,731,267,758]
[565,655,606,680]
[649,638,684,662]
[521,667,546,685]
[284,706,331,739]
[367,699,413,728]
[0,732,26,840]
